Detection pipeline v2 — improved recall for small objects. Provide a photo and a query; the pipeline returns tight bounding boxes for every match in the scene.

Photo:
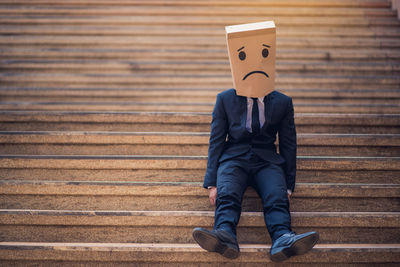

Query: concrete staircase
[0,0,399,265]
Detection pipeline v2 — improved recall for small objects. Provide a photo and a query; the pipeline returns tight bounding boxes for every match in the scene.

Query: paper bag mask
[225,21,276,98]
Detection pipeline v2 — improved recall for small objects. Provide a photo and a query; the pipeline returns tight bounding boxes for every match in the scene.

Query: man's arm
[203,93,228,188]
[278,97,297,192]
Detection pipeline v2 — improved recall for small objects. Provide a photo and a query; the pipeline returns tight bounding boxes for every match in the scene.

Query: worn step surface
[0,242,399,266]
[0,210,398,244]
[2,88,400,102]
[1,72,399,85]
[1,0,399,265]
[0,86,400,104]
[2,25,400,38]
[1,111,399,133]
[1,101,399,113]
[0,0,393,8]
[1,132,398,156]
[1,181,399,212]
[2,36,400,50]
[2,74,399,92]
[2,47,399,62]
[1,155,399,171]
[2,167,397,184]
[2,15,399,27]
[1,5,396,17]
[1,155,399,184]
[2,60,398,75]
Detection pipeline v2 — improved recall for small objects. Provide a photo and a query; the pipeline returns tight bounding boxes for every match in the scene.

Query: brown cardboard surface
[226,21,276,98]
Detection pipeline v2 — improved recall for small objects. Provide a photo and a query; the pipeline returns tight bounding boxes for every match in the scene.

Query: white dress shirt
[246,96,265,132]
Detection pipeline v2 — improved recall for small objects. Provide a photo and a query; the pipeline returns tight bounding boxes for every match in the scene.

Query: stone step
[1,155,398,171]
[1,73,398,89]
[7,96,397,105]
[2,25,400,38]
[0,0,392,8]
[1,84,397,93]
[1,181,399,212]
[1,152,397,183]
[1,5,397,17]
[2,47,399,62]
[0,210,398,244]
[1,165,397,185]
[1,132,398,157]
[1,15,399,28]
[2,60,398,75]
[1,0,398,265]
[2,36,400,50]
[0,111,399,133]
[1,101,399,114]
[0,242,398,266]
[1,88,399,102]
[10,97,399,106]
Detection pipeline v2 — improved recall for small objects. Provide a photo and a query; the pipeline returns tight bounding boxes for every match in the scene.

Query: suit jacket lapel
[263,91,275,130]
[239,95,248,129]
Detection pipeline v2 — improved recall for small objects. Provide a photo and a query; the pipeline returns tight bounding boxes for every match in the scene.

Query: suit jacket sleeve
[278,97,297,192]
[203,93,228,188]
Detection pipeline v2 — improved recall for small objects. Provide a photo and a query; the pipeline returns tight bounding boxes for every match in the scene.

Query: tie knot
[252,98,258,102]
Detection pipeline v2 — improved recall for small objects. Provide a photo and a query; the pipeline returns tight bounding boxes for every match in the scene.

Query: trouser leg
[214,159,248,237]
[252,163,292,242]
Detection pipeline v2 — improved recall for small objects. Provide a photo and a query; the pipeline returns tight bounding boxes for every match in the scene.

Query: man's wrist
[287,189,292,195]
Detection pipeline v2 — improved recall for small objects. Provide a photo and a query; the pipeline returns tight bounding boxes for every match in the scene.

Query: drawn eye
[238,51,246,60]
[262,48,269,58]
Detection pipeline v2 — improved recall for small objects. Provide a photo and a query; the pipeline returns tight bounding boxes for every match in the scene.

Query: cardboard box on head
[226,21,276,98]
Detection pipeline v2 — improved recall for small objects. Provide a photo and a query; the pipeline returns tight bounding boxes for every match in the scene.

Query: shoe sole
[270,232,319,262]
[192,229,239,259]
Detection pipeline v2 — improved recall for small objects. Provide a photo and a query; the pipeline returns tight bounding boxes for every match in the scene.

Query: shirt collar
[247,96,265,103]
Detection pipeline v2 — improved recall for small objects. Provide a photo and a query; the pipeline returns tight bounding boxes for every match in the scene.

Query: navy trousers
[214,151,292,242]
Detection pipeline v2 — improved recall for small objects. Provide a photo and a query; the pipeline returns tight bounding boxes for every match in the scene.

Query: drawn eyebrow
[262,44,271,48]
[237,46,245,52]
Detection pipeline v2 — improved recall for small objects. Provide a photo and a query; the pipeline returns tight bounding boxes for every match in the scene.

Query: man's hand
[287,189,292,202]
[208,186,217,206]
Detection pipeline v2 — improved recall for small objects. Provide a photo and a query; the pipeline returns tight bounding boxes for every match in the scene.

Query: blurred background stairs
[0,0,399,266]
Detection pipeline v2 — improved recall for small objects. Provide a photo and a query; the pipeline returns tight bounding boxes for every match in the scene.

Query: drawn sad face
[238,44,271,81]
[227,32,276,98]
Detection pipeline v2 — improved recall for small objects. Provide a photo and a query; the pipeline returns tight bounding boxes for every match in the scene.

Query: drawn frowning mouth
[242,71,269,80]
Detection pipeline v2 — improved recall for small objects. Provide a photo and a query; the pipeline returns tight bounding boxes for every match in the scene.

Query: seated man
[192,21,319,262]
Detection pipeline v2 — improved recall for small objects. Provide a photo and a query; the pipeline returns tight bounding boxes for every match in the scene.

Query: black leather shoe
[270,231,319,262]
[192,227,240,259]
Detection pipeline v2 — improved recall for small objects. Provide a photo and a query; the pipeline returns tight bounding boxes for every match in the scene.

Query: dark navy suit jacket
[203,89,297,192]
